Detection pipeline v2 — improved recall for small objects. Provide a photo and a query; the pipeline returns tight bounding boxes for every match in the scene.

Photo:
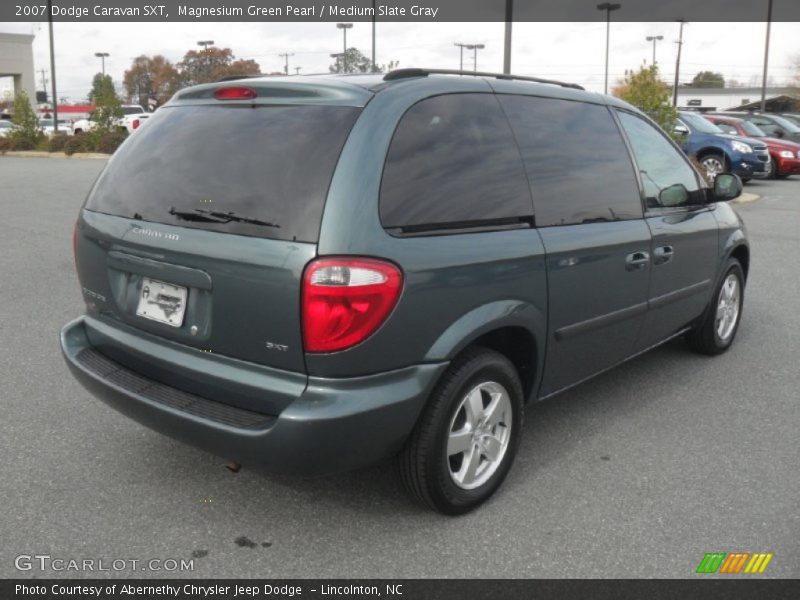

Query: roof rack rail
[383,68,585,91]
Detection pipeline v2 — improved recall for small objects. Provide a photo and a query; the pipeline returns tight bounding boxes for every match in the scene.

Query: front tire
[686,258,745,355]
[400,347,524,515]
[700,153,727,180]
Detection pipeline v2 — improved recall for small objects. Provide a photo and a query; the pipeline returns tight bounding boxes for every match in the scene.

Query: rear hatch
[75,80,368,391]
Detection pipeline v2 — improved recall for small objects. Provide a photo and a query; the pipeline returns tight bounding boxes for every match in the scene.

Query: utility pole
[646,35,663,66]
[760,0,773,112]
[454,43,469,71]
[46,0,58,133]
[672,20,686,107]
[597,3,621,95]
[279,52,294,75]
[294,66,301,75]
[39,69,48,102]
[336,23,353,72]
[503,0,513,74]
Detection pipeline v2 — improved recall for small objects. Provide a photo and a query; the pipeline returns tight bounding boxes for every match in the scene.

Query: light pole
[760,0,773,112]
[645,35,663,66]
[672,20,686,107]
[294,66,301,75]
[597,3,621,94]
[279,52,294,75]
[197,40,214,81]
[94,52,109,76]
[371,0,377,72]
[470,44,485,72]
[503,0,513,74]
[336,23,353,72]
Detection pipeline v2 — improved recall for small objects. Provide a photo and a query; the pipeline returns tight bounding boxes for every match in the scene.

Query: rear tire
[399,347,524,515]
[686,258,745,356]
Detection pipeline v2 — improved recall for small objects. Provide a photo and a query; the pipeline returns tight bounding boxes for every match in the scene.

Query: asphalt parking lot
[1,156,798,579]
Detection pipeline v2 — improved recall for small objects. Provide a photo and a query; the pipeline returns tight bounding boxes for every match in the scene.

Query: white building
[0,32,36,104]
[676,86,800,112]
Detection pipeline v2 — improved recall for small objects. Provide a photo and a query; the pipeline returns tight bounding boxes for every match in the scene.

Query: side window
[616,111,704,209]
[379,94,532,231]
[498,95,642,226]
[715,122,738,135]
[751,116,779,135]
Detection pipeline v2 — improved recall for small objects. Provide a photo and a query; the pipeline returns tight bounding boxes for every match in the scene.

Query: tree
[690,71,725,88]
[329,48,372,74]
[177,47,261,86]
[9,90,42,147]
[90,75,123,133]
[123,55,181,106]
[613,65,678,137]
[88,72,110,102]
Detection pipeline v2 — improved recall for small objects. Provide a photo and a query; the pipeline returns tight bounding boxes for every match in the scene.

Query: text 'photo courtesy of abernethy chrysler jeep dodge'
[61,69,749,514]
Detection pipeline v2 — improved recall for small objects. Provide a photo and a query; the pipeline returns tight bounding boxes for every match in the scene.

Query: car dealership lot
[0,157,798,578]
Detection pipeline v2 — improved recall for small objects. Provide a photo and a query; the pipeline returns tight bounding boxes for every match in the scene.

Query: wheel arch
[696,146,730,164]
[424,300,546,402]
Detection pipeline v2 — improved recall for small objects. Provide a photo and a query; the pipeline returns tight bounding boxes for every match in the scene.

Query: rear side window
[85,104,361,243]
[379,94,532,231]
[499,95,642,226]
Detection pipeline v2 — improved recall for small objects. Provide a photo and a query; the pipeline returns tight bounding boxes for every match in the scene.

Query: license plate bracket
[136,277,187,328]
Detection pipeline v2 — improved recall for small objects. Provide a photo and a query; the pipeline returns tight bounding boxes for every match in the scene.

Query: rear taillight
[302,258,403,353]
[131,118,140,129]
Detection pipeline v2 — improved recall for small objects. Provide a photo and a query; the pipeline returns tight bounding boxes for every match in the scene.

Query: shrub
[94,130,128,154]
[8,91,44,148]
[48,134,69,153]
[64,135,89,156]
[0,137,13,153]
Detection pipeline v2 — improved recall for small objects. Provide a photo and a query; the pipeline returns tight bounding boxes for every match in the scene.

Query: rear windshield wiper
[169,207,280,228]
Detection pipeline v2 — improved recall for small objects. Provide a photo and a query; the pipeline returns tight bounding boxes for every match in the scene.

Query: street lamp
[197,40,214,80]
[646,35,663,66]
[597,2,621,94]
[454,42,469,71]
[336,23,353,72]
[469,44,485,72]
[94,52,109,76]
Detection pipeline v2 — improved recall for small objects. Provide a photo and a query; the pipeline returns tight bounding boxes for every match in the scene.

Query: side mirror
[711,173,743,202]
[674,123,689,136]
[659,183,689,207]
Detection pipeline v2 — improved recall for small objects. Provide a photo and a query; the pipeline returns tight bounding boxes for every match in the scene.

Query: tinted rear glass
[85,104,361,242]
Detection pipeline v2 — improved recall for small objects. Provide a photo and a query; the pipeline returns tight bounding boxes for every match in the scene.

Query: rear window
[85,104,361,242]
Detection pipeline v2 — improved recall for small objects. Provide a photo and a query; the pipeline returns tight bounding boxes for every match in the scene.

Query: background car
[780,113,800,127]
[38,118,73,137]
[0,120,15,138]
[675,111,771,182]
[715,112,800,144]
[72,104,149,135]
[704,114,800,179]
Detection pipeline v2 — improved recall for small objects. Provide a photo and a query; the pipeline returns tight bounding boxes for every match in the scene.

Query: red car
[704,115,800,179]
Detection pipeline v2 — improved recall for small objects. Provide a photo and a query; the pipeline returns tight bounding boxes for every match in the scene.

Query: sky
[1,21,798,102]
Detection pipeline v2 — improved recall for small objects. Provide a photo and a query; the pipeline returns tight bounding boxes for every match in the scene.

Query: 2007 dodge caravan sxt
[61,69,749,514]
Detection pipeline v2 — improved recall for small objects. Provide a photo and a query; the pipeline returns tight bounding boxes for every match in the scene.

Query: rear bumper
[61,316,447,475]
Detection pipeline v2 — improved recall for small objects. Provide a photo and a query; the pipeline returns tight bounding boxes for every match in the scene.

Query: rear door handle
[625,251,650,271]
[654,245,674,265]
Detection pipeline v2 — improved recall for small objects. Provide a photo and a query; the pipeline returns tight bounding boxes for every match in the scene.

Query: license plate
[136,277,187,327]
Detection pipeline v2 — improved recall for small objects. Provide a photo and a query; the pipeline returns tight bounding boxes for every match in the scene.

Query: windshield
[767,115,800,133]
[739,120,766,137]
[681,112,724,134]
[85,103,361,243]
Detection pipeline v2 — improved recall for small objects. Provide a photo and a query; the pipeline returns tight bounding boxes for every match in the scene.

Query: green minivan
[61,69,749,514]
